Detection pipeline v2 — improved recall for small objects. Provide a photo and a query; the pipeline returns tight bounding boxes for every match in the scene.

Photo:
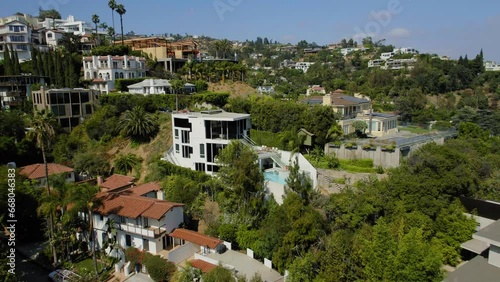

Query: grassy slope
[106,113,172,183]
[208,81,257,98]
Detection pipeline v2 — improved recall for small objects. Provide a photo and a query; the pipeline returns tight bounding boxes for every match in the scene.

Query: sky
[3,0,500,61]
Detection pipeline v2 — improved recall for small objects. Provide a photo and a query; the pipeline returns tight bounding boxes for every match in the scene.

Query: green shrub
[125,247,141,265]
[218,223,238,243]
[376,165,385,174]
[325,154,340,169]
[145,255,176,282]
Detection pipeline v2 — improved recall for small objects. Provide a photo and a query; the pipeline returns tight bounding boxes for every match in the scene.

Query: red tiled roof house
[19,163,75,186]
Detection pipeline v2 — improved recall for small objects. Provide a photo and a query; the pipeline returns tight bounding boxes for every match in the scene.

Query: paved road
[16,256,52,282]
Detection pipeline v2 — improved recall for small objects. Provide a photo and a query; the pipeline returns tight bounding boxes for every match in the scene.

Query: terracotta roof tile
[97,194,183,220]
[101,174,135,191]
[19,163,73,180]
[170,228,223,249]
[120,182,161,196]
[190,259,217,273]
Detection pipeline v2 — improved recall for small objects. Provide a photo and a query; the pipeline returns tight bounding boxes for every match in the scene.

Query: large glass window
[81,92,89,103]
[200,144,205,158]
[71,92,80,103]
[72,104,80,115]
[174,129,179,139]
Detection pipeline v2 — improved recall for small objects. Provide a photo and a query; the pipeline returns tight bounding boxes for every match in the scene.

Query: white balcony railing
[119,223,155,238]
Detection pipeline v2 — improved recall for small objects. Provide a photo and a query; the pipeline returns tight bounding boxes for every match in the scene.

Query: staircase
[239,134,287,168]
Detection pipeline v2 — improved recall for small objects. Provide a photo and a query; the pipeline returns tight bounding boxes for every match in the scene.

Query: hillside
[208,81,257,97]
[106,113,172,183]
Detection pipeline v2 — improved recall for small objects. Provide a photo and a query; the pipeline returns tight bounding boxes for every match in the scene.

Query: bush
[125,247,142,265]
[145,255,176,282]
[218,223,238,243]
[114,78,146,92]
[325,154,340,169]
[376,165,385,174]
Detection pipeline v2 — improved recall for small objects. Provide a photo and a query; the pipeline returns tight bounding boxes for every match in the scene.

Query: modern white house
[380,52,395,60]
[340,47,367,56]
[381,58,417,70]
[368,59,385,68]
[39,15,100,37]
[0,20,32,62]
[294,62,314,73]
[445,198,500,281]
[127,79,196,95]
[163,110,252,174]
[485,61,500,72]
[82,55,147,93]
[256,86,275,95]
[394,47,418,55]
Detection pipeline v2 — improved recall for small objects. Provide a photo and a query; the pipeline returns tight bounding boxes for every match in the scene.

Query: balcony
[119,223,166,238]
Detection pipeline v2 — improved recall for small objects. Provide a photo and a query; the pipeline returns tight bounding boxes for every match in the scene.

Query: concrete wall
[489,245,500,268]
[280,151,318,189]
[168,242,199,264]
[326,145,401,168]
[163,206,184,234]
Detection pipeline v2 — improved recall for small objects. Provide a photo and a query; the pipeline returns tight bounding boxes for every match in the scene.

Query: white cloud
[387,28,411,38]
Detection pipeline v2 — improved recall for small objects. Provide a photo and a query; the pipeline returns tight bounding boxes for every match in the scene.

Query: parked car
[48,269,81,282]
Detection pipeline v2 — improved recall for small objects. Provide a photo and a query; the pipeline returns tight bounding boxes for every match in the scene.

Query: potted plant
[345,142,357,149]
[331,140,342,148]
[363,142,376,150]
[382,141,396,152]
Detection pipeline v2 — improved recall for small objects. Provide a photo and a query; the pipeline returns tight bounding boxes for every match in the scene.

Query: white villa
[127,79,196,95]
[322,91,398,137]
[162,109,318,204]
[92,181,185,255]
[0,20,32,62]
[164,110,252,174]
[82,55,147,93]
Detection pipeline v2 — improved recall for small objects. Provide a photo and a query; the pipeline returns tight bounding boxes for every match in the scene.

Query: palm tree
[27,110,57,265]
[108,0,117,44]
[171,79,185,111]
[92,14,100,46]
[107,27,115,44]
[119,106,159,141]
[69,184,102,276]
[116,4,126,45]
[113,153,142,174]
[37,174,73,262]
[214,39,231,59]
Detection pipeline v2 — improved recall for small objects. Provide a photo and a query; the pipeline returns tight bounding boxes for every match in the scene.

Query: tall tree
[69,184,102,276]
[3,44,12,75]
[91,14,100,46]
[116,4,126,45]
[27,110,57,265]
[108,0,117,44]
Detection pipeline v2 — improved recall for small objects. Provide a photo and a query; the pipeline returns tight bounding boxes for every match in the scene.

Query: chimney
[157,190,164,200]
[97,176,103,186]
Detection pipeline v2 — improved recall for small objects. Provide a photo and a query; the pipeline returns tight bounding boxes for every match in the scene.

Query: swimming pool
[264,170,288,185]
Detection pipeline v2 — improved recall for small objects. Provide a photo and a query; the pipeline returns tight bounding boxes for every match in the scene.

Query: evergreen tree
[12,46,21,75]
[31,46,39,76]
[3,44,12,75]
[42,52,49,77]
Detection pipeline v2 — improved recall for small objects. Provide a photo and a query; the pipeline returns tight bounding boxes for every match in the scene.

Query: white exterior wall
[0,21,32,62]
[171,113,251,174]
[280,151,318,189]
[83,55,146,93]
[163,206,184,233]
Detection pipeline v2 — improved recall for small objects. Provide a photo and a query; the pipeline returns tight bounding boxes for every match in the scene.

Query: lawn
[398,125,433,134]
[73,257,115,279]
[305,154,378,173]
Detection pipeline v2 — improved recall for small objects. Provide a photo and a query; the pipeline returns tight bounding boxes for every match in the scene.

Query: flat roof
[173,110,250,121]
[461,238,490,254]
[444,256,500,282]
[474,219,500,246]
[206,250,283,282]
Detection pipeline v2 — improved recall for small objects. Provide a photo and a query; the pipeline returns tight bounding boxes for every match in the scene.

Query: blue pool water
[264,170,288,185]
